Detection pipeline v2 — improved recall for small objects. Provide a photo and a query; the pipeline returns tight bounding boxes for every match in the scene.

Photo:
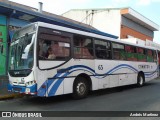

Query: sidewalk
[0,76,23,100]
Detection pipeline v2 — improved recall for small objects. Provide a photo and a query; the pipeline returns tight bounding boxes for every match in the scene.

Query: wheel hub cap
[77,83,86,95]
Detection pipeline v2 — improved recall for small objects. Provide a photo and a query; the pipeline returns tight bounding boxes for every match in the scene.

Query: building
[63,8,160,72]
[0,0,117,76]
[62,7,159,43]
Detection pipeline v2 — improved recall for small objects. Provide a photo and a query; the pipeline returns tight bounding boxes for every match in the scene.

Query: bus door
[0,25,7,75]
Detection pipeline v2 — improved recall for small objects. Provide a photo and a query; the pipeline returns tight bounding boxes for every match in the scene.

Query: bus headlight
[25,80,36,86]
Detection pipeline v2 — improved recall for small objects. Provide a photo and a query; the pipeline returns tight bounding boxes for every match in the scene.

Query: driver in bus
[47,47,56,59]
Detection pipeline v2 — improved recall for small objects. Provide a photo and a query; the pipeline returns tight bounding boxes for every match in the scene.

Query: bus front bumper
[8,83,37,95]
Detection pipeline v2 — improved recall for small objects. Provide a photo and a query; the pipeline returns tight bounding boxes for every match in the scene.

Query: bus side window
[125,45,137,61]
[146,49,153,62]
[73,35,93,59]
[137,47,146,62]
[95,40,111,59]
[113,43,125,60]
[38,27,71,61]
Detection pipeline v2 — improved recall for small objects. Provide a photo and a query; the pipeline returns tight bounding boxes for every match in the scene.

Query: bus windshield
[9,24,37,71]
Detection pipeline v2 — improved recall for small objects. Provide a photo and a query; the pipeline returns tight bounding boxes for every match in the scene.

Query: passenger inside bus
[47,47,56,59]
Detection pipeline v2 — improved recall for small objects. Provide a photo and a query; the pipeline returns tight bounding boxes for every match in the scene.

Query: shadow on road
[22,94,73,105]
[90,81,157,97]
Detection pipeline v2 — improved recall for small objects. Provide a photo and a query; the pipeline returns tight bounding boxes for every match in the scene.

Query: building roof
[121,8,159,31]
[0,0,118,39]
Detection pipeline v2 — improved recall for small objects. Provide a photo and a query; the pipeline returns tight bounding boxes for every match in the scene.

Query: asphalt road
[1,78,160,120]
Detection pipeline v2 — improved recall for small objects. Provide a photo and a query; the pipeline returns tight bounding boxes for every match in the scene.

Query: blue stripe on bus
[37,64,157,97]
[144,70,158,78]
[48,68,97,96]
[107,64,138,74]
[38,65,95,96]
[48,72,70,96]
[145,73,157,78]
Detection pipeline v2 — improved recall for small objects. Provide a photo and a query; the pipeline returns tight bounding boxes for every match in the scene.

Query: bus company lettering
[138,65,150,69]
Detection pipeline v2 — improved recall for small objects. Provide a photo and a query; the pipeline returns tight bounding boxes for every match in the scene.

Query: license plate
[13,87,22,92]
[25,88,30,93]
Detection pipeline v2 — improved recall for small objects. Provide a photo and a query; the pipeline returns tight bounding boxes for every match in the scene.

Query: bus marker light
[41,85,46,88]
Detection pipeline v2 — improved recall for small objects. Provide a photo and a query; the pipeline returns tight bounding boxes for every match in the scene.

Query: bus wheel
[137,73,145,87]
[72,77,89,99]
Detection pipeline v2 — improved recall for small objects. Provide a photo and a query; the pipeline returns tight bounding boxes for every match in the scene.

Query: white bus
[8,22,159,99]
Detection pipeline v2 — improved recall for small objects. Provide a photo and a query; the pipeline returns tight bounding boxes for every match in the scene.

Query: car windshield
[9,33,35,70]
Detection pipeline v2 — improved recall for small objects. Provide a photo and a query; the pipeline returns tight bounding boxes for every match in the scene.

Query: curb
[0,93,24,100]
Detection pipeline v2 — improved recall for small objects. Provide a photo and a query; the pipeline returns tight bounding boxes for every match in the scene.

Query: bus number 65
[98,65,103,70]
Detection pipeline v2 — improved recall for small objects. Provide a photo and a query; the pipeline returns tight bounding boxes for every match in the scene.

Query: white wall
[62,9,121,38]
[63,10,87,23]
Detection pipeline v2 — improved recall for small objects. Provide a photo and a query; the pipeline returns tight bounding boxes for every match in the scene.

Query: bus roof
[34,22,157,50]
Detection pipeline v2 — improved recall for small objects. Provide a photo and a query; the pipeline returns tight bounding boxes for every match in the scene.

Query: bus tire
[137,73,145,87]
[72,77,89,99]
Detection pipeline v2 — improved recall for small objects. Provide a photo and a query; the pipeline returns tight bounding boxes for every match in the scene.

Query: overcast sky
[9,0,160,43]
